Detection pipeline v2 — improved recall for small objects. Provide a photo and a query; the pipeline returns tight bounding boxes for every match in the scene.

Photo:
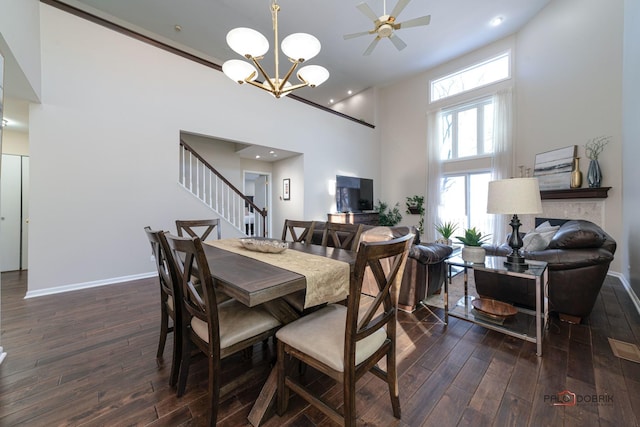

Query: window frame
[441,97,494,162]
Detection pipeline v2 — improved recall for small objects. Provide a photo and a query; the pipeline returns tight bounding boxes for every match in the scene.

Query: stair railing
[179,140,267,237]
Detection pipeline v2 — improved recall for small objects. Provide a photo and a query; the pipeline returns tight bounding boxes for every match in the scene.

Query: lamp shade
[297,65,330,87]
[226,27,269,57]
[281,33,321,61]
[487,177,543,214]
[222,59,258,83]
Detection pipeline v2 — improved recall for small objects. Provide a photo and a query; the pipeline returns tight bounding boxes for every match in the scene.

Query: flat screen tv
[335,175,374,213]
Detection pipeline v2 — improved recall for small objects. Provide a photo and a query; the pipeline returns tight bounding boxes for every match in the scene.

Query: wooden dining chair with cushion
[144,226,182,387]
[321,222,363,252]
[281,219,316,244]
[276,233,413,427]
[176,218,222,241]
[164,233,282,426]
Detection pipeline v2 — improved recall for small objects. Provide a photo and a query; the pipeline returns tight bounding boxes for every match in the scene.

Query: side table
[444,255,549,356]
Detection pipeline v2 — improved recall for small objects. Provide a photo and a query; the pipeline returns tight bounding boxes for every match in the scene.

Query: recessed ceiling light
[174,24,182,32]
[347,90,352,95]
[329,99,334,104]
[269,150,275,154]
[255,155,261,159]
[490,16,504,27]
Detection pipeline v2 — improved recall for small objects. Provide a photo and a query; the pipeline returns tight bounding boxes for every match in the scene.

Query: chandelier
[222,0,329,98]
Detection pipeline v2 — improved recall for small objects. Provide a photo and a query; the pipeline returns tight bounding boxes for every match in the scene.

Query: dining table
[202,238,357,426]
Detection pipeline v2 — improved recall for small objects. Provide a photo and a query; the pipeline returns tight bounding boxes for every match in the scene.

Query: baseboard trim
[609,271,640,316]
[24,272,157,299]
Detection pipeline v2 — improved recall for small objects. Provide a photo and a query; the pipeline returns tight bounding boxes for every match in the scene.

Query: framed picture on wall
[283,178,290,200]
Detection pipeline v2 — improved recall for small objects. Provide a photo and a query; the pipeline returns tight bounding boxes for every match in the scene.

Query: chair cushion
[191,299,281,349]
[275,304,387,372]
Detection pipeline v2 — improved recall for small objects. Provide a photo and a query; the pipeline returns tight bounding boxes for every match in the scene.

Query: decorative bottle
[570,157,582,188]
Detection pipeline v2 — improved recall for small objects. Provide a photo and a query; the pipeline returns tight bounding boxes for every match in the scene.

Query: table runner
[205,239,350,309]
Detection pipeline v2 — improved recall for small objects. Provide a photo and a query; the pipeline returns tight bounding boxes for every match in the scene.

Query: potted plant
[405,195,425,236]
[374,200,402,226]
[434,221,458,246]
[455,227,491,263]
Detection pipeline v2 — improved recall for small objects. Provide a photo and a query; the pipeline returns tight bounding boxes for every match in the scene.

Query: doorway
[244,171,272,237]
[1,154,29,272]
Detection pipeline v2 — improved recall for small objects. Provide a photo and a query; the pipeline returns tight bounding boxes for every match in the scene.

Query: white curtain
[489,88,514,243]
[425,109,442,242]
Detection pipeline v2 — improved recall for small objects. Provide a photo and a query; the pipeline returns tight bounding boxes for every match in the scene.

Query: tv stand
[327,212,379,226]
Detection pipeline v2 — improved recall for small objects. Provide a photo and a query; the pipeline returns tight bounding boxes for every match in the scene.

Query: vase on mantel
[587,159,602,188]
[570,157,582,188]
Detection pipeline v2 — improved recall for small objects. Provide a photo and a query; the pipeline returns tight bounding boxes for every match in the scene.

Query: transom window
[440,98,494,161]
[430,51,510,103]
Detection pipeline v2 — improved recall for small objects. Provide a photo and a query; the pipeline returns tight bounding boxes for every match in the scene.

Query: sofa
[477,218,616,323]
[312,222,453,312]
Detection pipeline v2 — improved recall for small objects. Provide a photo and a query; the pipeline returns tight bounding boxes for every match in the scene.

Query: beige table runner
[205,239,350,308]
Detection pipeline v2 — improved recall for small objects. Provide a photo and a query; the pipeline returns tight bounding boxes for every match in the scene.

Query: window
[440,98,494,161]
[440,173,492,232]
[430,52,510,103]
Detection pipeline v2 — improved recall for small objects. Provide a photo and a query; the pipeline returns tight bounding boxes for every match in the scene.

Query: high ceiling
[2,0,549,137]
[54,0,549,108]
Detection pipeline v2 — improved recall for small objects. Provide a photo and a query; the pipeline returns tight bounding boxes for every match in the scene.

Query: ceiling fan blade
[390,0,411,19]
[395,15,431,29]
[356,2,380,22]
[343,30,372,40]
[363,37,381,56]
[389,33,407,51]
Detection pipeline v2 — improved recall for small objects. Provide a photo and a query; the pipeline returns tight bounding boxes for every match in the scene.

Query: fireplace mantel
[540,187,611,200]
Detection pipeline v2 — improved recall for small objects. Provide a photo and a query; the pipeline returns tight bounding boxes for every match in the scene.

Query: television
[335,175,374,213]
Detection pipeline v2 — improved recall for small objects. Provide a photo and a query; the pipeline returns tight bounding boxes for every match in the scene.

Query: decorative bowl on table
[471,298,517,318]
[239,238,288,254]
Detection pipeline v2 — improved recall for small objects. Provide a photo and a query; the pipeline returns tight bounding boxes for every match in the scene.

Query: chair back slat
[347,234,413,353]
[144,227,180,313]
[321,222,363,251]
[176,218,222,241]
[282,219,316,243]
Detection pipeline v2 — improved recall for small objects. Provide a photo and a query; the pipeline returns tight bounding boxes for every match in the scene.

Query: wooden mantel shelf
[540,187,611,200]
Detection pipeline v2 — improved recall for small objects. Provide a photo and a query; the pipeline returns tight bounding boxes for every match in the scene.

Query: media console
[327,212,379,226]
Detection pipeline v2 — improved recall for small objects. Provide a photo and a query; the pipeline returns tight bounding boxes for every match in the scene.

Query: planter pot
[408,207,421,215]
[461,246,486,264]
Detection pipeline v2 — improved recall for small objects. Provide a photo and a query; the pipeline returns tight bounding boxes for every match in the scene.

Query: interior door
[254,175,270,237]
[1,154,22,271]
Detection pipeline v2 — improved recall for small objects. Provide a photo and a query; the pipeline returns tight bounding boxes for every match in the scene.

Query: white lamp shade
[281,33,321,61]
[222,60,258,83]
[487,177,543,214]
[226,27,269,57]
[297,65,330,87]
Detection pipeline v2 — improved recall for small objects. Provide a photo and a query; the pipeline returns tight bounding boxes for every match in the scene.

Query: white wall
[0,128,28,155]
[378,0,625,273]
[623,0,640,296]
[26,4,378,295]
[0,0,41,101]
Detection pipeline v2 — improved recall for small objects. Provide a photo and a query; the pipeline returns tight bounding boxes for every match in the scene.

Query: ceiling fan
[343,0,431,56]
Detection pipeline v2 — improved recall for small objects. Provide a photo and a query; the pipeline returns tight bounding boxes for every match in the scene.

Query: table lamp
[486,177,543,270]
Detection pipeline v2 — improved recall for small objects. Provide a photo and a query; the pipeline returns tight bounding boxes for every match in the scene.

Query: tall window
[427,51,511,240]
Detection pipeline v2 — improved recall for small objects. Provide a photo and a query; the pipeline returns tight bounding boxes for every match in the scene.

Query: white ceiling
[54,0,549,108]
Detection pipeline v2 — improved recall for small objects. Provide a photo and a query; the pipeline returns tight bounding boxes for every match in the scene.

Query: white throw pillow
[522,222,560,252]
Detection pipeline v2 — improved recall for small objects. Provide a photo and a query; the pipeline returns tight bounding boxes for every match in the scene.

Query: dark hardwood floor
[1,270,639,426]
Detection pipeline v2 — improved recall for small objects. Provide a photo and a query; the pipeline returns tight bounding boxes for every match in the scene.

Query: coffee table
[444,255,549,356]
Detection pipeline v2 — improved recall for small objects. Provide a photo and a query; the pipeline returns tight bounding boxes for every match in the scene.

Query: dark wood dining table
[201,240,357,426]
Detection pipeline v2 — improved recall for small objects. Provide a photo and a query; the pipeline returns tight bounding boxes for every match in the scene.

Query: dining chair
[276,233,413,427]
[176,218,222,241]
[321,222,363,252]
[144,226,182,387]
[164,233,282,426]
[281,219,316,244]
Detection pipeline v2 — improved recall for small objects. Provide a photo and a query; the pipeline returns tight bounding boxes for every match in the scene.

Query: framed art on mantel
[533,145,577,190]
[283,178,290,200]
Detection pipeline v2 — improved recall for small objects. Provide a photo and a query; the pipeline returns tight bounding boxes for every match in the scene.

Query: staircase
[178,140,267,237]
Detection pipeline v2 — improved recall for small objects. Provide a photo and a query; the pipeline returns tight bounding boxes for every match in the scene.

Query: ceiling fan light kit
[344,0,431,56]
[222,0,329,98]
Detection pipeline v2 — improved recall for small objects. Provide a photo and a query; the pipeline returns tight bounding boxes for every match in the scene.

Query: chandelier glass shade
[222,1,329,98]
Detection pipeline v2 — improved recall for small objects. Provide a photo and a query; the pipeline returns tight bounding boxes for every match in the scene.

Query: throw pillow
[522,222,560,252]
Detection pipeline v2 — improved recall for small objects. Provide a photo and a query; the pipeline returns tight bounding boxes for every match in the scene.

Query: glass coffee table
[444,255,549,356]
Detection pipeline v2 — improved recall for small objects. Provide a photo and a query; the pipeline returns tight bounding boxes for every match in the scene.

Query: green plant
[435,221,458,239]
[585,136,611,160]
[455,227,491,247]
[374,200,403,226]
[405,195,425,234]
